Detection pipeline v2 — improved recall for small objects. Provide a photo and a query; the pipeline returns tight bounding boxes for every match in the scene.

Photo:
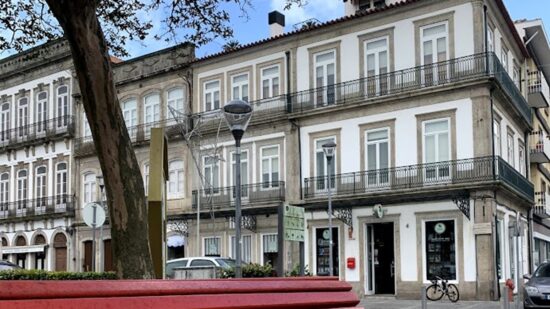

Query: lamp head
[223,100,253,142]
[322,141,337,159]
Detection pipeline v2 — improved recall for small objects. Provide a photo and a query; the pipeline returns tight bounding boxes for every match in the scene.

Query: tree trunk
[46,0,154,278]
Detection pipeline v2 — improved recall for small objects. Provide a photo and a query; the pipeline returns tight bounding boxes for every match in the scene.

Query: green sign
[284,205,305,242]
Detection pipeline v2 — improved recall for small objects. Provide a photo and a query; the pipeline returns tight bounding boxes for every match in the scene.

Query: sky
[122,0,550,60]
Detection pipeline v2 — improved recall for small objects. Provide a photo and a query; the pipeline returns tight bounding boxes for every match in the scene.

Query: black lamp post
[223,100,252,278]
[322,141,336,276]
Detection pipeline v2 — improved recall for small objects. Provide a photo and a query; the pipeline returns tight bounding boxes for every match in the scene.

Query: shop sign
[283,205,305,242]
[1,245,46,254]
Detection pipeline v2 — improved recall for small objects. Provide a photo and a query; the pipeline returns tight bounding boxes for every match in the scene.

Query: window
[230,235,252,264]
[0,173,9,212]
[0,103,9,142]
[261,146,280,188]
[57,85,69,127]
[204,80,220,112]
[144,93,160,124]
[366,128,389,185]
[17,170,27,210]
[262,234,278,266]
[314,50,336,106]
[518,142,525,175]
[168,160,184,198]
[17,97,29,136]
[261,66,280,99]
[167,87,185,113]
[231,150,248,197]
[365,37,389,95]
[35,166,47,206]
[425,220,456,281]
[231,73,249,102]
[507,132,514,167]
[501,48,509,72]
[36,92,48,133]
[204,156,220,193]
[83,173,96,204]
[56,163,68,206]
[143,163,149,196]
[83,113,92,137]
[204,237,220,257]
[513,66,520,89]
[122,98,137,128]
[190,259,216,267]
[487,27,494,53]
[421,23,448,84]
[423,119,450,180]
[315,137,336,190]
[494,119,501,156]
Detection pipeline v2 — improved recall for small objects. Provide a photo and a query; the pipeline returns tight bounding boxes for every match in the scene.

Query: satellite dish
[82,203,106,228]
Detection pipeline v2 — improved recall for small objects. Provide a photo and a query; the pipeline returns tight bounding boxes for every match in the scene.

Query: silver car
[165,257,235,279]
[0,260,22,271]
[524,262,550,308]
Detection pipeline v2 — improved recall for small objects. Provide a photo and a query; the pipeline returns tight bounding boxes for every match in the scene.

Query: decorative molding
[452,196,470,220]
[167,219,189,237]
[330,207,353,227]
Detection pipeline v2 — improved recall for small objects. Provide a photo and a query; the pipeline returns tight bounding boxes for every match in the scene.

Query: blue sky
[124,0,550,59]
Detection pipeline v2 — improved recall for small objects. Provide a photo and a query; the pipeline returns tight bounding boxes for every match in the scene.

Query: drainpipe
[285,51,292,113]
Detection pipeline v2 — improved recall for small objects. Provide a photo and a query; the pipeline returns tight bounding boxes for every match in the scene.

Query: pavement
[360,296,523,308]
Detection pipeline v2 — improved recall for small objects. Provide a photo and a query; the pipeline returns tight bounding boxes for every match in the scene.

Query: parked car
[0,260,22,271]
[524,262,550,308]
[165,257,235,279]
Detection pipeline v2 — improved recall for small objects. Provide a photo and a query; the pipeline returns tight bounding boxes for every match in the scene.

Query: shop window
[262,234,278,268]
[316,227,339,276]
[425,220,456,280]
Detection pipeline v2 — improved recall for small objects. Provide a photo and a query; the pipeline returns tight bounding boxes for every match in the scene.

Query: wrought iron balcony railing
[286,52,531,123]
[529,130,550,163]
[534,191,550,218]
[0,115,74,149]
[74,118,184,156]
[0,194,75,220]
[304,156,533,202]
[527,70,550,108]
[192,181,285,211]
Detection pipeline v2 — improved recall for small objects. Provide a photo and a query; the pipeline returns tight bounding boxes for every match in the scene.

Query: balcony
[534,191,550,218]
[287,52,531,124]
[0,195,75,222]
[304,156,533,203]
[527,71,550,108]
[191,181,285,213]
[0,115,74,150]
[74,118,184,157]
[530,130,550,163]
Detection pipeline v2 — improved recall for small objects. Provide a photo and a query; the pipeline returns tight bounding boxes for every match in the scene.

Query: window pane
[262,66,278,76]
[205,81,219,90]
[366,38,387,50]
[263,146,278,157]
[425,135,436,163]
[316,51,335,63]
[425,220,456,280]
[423,41,433,63]
[380,142,389,168]
[367,144,377,170]
[425,120,448,133]
[317,152,325,176]
[367,129,388,141]
[438,133,450,161]
[423,24,446,37]
[233,74,247,83]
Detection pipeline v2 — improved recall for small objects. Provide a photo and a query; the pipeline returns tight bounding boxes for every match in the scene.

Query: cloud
[270,0,344,28]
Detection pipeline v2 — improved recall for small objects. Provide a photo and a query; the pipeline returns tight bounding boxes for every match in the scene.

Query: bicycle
[425,276,460,302]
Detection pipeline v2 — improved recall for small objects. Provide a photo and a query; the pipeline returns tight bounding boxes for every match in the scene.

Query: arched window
[168,160,184,198]
[122,98,137,128]
[0,173,9,213]
[143,163,149,196]
[35,166,47,207]
[36,92,48,133]
[1,102,10,142]
[34,234,46,270]
[144,93,160,124]
[17,97,29,136]
[167,87,185,114]
[57,85,69,127]
[17,170,28,210]
[83,173,96,204]
[56,163,68,206]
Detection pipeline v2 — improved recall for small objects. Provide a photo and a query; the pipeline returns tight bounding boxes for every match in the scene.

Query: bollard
[421,285,427,309]
[502,286,510,309]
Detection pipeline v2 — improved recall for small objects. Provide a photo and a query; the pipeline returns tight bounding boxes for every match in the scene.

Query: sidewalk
[360,296,522,309]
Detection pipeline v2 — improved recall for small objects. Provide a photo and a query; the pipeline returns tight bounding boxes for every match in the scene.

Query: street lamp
[322,141,336,277]
[223,100,253,279]
[96,175,106,272]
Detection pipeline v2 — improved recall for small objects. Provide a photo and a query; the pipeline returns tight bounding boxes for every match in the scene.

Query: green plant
[220,263,274,278]
[0,269,117,280]
[286,264,312,277]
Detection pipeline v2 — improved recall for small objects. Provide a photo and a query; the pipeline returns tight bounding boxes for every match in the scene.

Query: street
[360,297,522,309]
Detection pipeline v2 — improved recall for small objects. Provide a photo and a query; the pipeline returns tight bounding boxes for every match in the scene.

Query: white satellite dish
[82,203,106,228]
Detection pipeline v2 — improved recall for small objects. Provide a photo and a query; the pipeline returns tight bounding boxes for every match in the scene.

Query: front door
[365,222,395,295]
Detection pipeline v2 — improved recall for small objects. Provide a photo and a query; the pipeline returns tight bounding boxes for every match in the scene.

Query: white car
[165,257,235,279]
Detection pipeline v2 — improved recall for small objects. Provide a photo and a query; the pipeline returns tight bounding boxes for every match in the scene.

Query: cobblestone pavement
[360,296,523,309]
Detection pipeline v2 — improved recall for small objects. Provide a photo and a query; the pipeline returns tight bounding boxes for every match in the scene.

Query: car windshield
[534,264,550,278]
[216,259,236,268]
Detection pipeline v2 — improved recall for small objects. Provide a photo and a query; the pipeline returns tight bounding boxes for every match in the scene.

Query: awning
[167,235,185,247]
[1,245,46,254]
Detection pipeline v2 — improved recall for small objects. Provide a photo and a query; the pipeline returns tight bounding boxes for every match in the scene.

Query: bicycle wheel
[446,284,460,302]
[426,284,444,301]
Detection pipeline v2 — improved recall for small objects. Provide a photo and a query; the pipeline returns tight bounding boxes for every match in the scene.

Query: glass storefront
[425,220,456,280]
[316,227,339,276]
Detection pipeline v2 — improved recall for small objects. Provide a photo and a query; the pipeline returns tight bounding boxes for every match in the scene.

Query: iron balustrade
[528,71,550,95]
[534,191,549,217]
[285,52,531,122]
[191,181,285,211]
[304,156,533,202]
[74,118,185,156]
[0,194,75,220]
[0,115,74,148]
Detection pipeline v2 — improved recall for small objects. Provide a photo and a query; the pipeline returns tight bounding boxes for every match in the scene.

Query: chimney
[269,11,285,37]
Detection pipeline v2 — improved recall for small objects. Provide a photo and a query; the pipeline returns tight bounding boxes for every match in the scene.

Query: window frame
[167,87,186,113]
[203,236,221,257]
[260,65,280,99]
[422,118,451,164]
[420,21,449,66]
[260,145,280,189]
[203,80,221,112]
[314,136,337,190]
[82,172,97,205]
[231,73,250,102]
[168,160,184,199]
[422,218,459,283]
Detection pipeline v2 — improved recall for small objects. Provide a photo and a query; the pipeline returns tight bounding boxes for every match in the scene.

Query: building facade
[0,40,76,271]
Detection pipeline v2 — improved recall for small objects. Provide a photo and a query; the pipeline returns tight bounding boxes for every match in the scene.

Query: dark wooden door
[83,241,93,272]
[55,248,67,271]
[103,239,114,272]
